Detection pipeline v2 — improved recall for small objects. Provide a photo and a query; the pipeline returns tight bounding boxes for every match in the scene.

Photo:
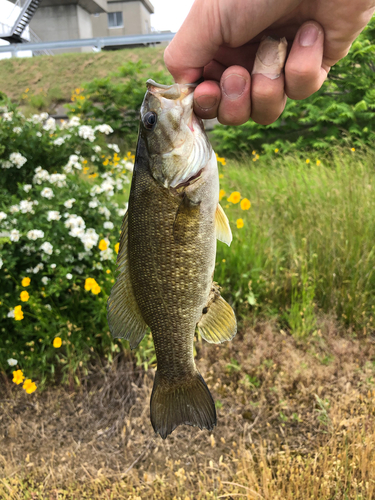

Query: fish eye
[143,111,157,130]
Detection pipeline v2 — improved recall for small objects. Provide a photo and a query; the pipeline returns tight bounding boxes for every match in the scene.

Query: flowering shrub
[0,100,142,386]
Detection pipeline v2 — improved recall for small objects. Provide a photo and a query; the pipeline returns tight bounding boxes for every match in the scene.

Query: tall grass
[217,148,375,334]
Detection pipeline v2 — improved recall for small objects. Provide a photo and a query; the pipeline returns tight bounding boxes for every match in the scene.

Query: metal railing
[0,31,176,54]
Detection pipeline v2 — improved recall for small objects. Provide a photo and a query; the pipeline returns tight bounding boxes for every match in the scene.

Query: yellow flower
[252,150,256,155]
[12,369,25,385]
[222,259,226,263]
[351,147,356,152]
[103,159,109,166]
[20,291,29,302]
[14,305,24,321]
[240,198,251,210]
[115,242,120,254]
[98,239,108,251]
[219,189,226,201]
[227,191,241,204]
[237,218,244,229]
[219,173,224,179]
[23,379,37,394]
[106,269,111,274]
[88,172,98,179]
[274,148,279,153]
[84,277,96,291]
[53,337,62,348]
[22,277,30,287]
[316,160,321,166]
[306,159,310,164]
[91,284,101,295]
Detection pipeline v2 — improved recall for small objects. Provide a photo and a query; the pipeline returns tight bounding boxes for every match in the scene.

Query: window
[108,12,123,29]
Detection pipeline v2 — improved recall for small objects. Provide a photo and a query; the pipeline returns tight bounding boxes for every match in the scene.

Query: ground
[1,318,375,499]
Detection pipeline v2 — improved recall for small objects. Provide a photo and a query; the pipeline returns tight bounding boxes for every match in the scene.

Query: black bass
[107,79,236,439]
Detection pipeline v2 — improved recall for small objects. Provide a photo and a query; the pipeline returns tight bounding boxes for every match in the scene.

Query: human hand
[164,0,375,126]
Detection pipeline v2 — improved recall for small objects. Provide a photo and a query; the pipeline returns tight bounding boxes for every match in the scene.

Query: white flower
[1,160,12,169]
[63,155,81,173]
[43,117,56,132]
[10,229,20,242]
[117,203,128,217]
[7,310,15,318]
[47,210,61,221]
[100,246,114,261]
[45,304,52,310]
[69,226,85,238]
[88,199,99,208]
[41,187,54,199]
[90,185,102,197]
[19,200,34,214]
[7,358,17,366]
[50,263,56,269]
[23,184,32,193]
[2,111,13,122]
[0,211,7,222]
[78,125,95,142]
[64,198,76,209]
[108,143,120,153]
[93,145,101,153]
[10,205,19,214]
[94,124,113,135]
[33,167,50,184]
[36,131,42,137]
[98,206,111,219]
[33,262,44,274]
[10,152,27,168]
[13,127,22,134]
[0,257,3,269]
[41,276,50,285]
[27,229,44,240]
[21,244,34,255]
[53,136,65,146]
[103,221,114,230]
[80,228,99,251]
[66,273,73,279]
[68,116,80,128]
[49,173,66,187]
[125,161,134,172]
[40,241,53,255]
[29,113,46,124]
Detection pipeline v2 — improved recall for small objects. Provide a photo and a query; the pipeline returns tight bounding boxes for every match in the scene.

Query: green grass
[0,46,165,113]
[216,148,375,335]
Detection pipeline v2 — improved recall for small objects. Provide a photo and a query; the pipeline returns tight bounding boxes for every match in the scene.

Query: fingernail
[222,74,246,100]
[195,95,218,110]
[299,24,319,47]
[252,37,287,80]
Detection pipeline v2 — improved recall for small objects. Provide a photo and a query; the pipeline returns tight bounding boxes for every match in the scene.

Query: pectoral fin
[197,283,237,344]
[215,204,232,246]
[107,210,148,349]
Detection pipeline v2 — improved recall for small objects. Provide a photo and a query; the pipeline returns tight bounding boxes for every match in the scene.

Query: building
[92,0,154,39]
[27,0,154,53]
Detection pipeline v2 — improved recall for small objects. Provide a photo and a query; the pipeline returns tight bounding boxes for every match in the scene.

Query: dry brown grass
[1,319,375,499]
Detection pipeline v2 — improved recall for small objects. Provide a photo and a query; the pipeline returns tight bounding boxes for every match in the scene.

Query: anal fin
[107,210,148,349]
[216,204,232,246]
[197,283,237,344]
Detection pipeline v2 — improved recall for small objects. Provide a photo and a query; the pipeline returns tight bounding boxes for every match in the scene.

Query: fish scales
[107,79,237,439]
[128,136,216,382]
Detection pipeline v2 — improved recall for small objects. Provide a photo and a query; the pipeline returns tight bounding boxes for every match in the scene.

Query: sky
[150,0,195,33]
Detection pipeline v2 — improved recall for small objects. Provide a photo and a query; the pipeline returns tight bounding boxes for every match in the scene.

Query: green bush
[0,100,159,388]
[212,17,375,156]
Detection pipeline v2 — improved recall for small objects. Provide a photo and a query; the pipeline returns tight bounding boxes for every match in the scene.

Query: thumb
[164,0,300,83]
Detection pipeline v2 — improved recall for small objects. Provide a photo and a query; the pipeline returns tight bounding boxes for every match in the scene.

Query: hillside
[0,46,165,114]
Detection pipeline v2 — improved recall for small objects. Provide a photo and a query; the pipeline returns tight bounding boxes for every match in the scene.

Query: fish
[107,79,237,439]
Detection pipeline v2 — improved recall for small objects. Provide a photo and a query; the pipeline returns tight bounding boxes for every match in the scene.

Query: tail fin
[150,371,217,439]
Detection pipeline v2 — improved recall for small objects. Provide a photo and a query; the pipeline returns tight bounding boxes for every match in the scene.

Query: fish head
[140,79,212,189]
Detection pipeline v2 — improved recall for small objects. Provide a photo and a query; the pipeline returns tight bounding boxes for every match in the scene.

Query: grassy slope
[0,46,165,112]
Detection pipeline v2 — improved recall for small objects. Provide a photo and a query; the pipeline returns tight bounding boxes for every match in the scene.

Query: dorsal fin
[197,283,237,344]
[107,210,148,349]
[215,204,232,246]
